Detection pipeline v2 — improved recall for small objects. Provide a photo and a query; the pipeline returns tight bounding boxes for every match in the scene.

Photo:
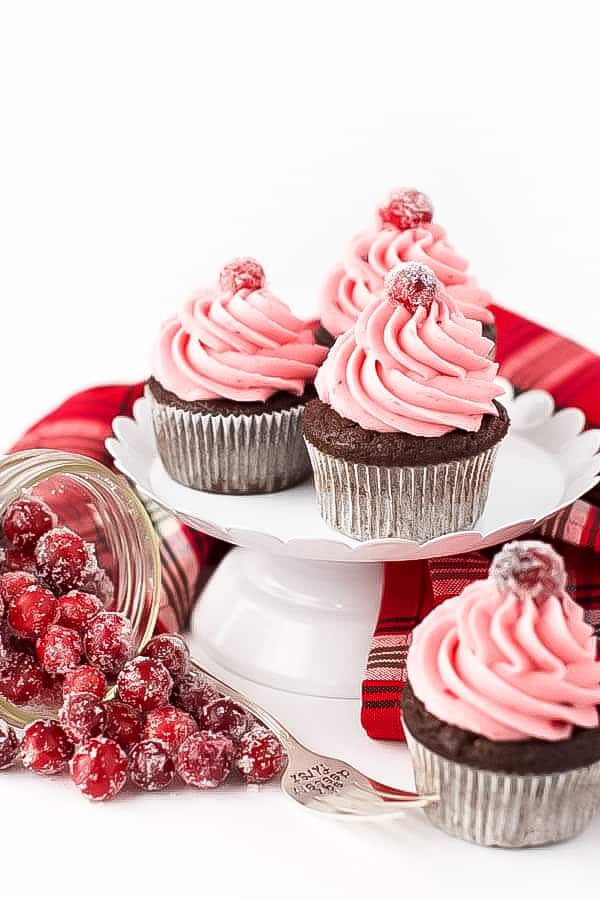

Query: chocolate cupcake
[404,541,600,848]
[317,187,497,352]
[304,262,508,541]
[148,258,327,494]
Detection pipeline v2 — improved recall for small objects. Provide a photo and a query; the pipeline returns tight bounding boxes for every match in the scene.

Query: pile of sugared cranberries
[0,493,286,801]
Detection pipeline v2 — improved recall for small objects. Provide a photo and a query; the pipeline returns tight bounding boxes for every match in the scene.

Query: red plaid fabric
[361,305,600,741]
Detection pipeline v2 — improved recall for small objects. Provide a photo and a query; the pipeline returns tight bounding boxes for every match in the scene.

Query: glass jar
[0,450,161,727]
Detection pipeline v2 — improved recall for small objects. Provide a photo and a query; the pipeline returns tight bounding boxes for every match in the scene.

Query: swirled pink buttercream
[407,579,600,742]
[315,288,501,436]
[321,223,494,338]
[152,285,327,402]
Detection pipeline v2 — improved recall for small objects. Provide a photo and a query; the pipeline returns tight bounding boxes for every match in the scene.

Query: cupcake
[304,262,508,541]
[317,187,496,350]
[404,541,600,848]
[148,257,327,494]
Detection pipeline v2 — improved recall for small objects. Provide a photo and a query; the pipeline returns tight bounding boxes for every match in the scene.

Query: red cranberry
[60,692,107,743]
[0,571,38,607]
[378,187,434,230]
[235,726,287,783]
[57,590,102,632]
[104,700,144,751]
[144,705,197,754]
[0,546,37,574]
[21,720,74,774]
[0,719,20,769]
[200,697,249,742]
[143,634,190,681]
[129,739,176,792]
[219,257,265,294]
[83,612,133,675]
[117,656,173,713]
[34,527,97,593]
[384,262,440,313]
[36,625,82,674]
[63,665,107,700]
[8,584,58,638]
[0,652,44,704]
[177,730,234,788]
[171,671,220,720]
[2,496,56,551]
[490,540,567,602]
[70,737,128,801]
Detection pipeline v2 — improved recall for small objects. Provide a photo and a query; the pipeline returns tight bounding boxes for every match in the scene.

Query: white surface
[108,381,600,560]
[2,1,600,897]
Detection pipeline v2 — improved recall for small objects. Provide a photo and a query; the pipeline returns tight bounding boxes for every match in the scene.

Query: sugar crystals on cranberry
[104,700,144,751]
[21,720,74,775]
[235,726,287,783]
[8,584,58,638]
[144,704,198,754]
[36,625,82,674]
[34,526,97,594]
[143,634,190,681]
[384,262,440,313]
[171,671,220,720]
[377,187,434,231]
[70,737,128,801]
[219,257,266,294]
[490,540,568,602]
[63,665,107,700]
[117,656,173,713]
[176,730,234,789]
[60,691,107,743]
[0,571,38,607]
[200,697,249,742]
[129,739,176,792]
[2,495,56,551]
[0,652,44,705]
[57,590,103,632]
[83,611,134,675]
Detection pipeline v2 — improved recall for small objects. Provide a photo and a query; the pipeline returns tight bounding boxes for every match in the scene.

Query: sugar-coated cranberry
[0,652,44,704]
[63,665,107,700]
[235,726,287,783]
[143,634,190,681]
[377,187,434,231]
[21,720,74,774]
[104,700,144,751]
[490,540,567,602]
[117,656,173,713]
[384,262,440,312]
[8,584,58,638]
[0,571,38,608]
[57,590,102,632]
[83,612,134,675]
[70,737,128,801]
[219,257,266,294]
[2,496,56,551]
[60,692,107,743]
[200,697,249,742]
[39,672,65,708]
[171,671,220,720]
[144,705,198,754]
[177,730,234,788]
[0,719,20,769]
[0,546,37,574]
[34,527,97,593]
[129,739,176,792]
[36,625,82,674]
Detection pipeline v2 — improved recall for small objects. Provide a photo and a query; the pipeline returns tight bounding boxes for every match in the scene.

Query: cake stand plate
[107,380,600,698]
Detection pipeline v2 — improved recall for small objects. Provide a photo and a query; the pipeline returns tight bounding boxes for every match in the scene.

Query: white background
[1,1,600,898]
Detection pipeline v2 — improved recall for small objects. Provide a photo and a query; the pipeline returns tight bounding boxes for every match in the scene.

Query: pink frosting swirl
[407,579,600,742]
[152,285,326,402]
[321,223,494,338]
[315,289,502,436]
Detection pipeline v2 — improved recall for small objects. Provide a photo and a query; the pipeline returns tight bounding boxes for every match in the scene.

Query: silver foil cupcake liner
[405,728,600,847]
[305,440,499,541]
[146,387,311,494]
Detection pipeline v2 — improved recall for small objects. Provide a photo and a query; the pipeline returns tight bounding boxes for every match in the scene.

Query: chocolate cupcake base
[146,380,313,494]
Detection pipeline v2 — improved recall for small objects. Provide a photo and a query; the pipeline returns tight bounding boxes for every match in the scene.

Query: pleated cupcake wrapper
[405,728,600,848]
[305,440,499,541]
[146,388,311,494]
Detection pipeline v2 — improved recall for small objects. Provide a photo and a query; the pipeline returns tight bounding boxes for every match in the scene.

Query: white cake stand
[107,380,600,699]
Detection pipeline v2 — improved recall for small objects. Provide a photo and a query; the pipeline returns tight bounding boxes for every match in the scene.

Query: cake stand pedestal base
[189,547,383,699]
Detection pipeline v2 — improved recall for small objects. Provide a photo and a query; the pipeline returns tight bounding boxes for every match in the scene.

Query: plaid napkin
[8,304,600,742]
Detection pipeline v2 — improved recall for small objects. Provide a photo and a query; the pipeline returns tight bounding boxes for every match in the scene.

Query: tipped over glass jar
[0,450,161,727]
